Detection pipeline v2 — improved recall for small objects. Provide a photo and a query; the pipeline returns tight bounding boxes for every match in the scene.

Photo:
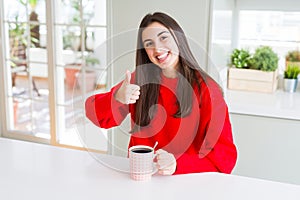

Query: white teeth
[157,52,168,60]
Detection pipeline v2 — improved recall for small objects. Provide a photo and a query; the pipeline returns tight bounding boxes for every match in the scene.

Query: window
[0,0,108,152]
[210,8,233,89]
[2,0,49,140]
[239,11,300,72]
[211,10,233,68]
[210,0,300,75]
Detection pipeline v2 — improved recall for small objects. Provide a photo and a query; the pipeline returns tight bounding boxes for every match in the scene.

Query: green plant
[29,0,38,9]
[286,50,300,62]
[9,16,27,68]
[284,64,300,79]
[85,55,100,67]
[9,0,39,67]
[29,0,40,47]
[69,52,100,67]
[250,46,279,72]
[230,48,251,68]
[9,20,38,67]
[62,0,95,51]
[8,0,39,89]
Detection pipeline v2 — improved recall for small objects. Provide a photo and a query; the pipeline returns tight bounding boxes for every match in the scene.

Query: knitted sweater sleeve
[85,82,129,129]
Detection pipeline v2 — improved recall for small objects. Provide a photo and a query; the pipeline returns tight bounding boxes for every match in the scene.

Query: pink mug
[129,145,158,181]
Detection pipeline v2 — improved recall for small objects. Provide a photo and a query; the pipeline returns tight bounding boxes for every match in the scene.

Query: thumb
[124,70,131,84]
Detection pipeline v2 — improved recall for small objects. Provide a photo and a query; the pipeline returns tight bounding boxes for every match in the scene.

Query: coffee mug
[129,145,157,181]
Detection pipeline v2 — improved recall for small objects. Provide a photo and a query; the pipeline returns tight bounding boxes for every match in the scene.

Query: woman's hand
[156,149,176,175]
[115,70,140,104]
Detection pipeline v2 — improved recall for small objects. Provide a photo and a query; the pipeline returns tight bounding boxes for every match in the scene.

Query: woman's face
[142,22,180,72]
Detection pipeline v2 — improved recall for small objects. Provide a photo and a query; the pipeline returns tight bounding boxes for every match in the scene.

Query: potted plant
[283,63,300,93]
[249,46,279,72]
[64,63,81,89]
[230,48,252,69]
[9,0,39,88]
[62,0,95,52]
[9,17,27,87]
[228,46,279,93]
[76,54,100,92]
[29,0,40,47]
[62,0,96,90]
[285,50,300,70]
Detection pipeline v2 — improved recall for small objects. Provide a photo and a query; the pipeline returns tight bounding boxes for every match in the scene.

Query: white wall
[108,0,212,156]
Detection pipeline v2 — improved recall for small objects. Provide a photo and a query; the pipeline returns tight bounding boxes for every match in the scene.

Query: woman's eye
[160,35,168,41]
[144,41,153,48]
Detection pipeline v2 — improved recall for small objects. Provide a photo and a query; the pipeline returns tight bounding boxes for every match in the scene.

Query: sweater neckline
[160,73,178,89]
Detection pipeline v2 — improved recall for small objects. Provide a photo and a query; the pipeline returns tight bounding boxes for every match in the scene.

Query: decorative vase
[283,79,298,93]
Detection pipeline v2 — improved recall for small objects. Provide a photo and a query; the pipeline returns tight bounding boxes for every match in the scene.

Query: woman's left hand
[156,149,176,175]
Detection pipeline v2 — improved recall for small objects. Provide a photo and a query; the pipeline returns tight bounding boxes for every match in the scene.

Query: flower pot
[283,79,298,93]
[64,67,80,89]
[13,100,18,125]
[76,71,97,92]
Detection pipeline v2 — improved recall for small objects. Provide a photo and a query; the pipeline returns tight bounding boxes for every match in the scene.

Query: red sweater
[85,72,237,175]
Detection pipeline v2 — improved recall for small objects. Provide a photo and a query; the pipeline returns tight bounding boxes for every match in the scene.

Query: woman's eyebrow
[143,30,170,43]
[157,30,169,37]
[143,38,152,43]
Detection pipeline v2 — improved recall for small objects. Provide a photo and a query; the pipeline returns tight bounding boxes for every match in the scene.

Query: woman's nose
[154,44,164,53]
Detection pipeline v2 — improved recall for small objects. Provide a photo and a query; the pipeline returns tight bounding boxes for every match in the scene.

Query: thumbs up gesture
[115,70,140,104]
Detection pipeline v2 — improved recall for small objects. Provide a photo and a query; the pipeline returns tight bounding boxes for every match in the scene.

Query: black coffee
[131,148,152,153]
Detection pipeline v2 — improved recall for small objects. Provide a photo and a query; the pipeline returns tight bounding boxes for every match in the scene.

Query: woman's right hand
[156,149,177,175]
[114,70,140,104]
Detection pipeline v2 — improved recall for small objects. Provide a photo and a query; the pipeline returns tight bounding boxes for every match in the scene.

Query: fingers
[159,168,175,175]
[124,70,131,84]
[156,149,167,154]
[155,149,176,175]
[115,70,141,104]
[128,84,140,92]
[125,84,140,104]
[123,71,140,104]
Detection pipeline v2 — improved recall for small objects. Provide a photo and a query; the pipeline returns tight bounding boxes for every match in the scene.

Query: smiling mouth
[156,52,169,63]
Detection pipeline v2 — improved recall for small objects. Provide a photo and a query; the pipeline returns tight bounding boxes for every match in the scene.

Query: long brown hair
[133,12,208,132]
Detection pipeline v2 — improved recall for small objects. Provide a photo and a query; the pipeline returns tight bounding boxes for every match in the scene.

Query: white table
[1,138,300,200]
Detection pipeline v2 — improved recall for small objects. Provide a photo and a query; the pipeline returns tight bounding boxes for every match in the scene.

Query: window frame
[0,0,108,153]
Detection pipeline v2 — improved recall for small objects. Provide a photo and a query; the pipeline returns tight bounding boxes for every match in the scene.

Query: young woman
[85,12,237,175]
